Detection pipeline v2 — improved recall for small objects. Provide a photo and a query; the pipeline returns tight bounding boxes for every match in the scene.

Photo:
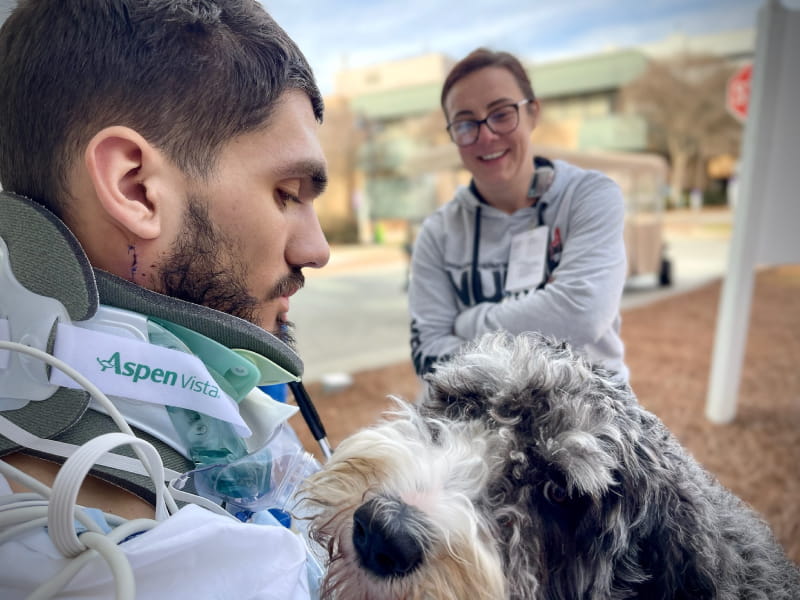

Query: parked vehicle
[544,147,673,286]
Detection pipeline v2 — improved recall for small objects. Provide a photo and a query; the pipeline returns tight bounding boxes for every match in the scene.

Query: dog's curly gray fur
[301,332,800,599]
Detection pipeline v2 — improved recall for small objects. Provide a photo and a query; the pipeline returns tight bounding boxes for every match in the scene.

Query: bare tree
[621,53,742,206]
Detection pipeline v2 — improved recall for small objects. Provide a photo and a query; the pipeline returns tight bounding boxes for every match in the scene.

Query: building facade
[316,30,754,243]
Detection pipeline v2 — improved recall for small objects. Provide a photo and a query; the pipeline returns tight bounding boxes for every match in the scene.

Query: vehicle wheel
[659,257,673,287]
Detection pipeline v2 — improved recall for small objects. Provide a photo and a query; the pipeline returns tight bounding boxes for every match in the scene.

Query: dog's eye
[543,480,568,504]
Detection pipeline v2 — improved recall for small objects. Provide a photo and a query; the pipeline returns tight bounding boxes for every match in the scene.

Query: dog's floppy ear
[635,519,718,599]
[625,434,718,599]
[609,416,719,600]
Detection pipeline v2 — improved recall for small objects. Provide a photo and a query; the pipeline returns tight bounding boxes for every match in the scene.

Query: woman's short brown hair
[441,48,536,120]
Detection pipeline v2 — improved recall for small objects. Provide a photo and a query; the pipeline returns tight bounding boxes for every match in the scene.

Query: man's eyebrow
[276,160,328,196]
[310,165,328,196]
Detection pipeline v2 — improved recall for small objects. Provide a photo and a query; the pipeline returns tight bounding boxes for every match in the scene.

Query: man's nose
[288,210,330,269]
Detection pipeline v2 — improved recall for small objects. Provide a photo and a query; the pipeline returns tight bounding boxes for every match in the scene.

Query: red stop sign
[727,63,752,122]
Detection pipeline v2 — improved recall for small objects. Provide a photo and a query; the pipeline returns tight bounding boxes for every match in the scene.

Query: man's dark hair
[0,0,323,217]
[441,48,535,121]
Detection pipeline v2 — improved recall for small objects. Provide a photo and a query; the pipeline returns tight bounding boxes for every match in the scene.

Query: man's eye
[276,188,300,206]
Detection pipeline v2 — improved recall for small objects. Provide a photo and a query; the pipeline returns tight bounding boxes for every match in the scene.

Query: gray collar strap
[0,191,303,502]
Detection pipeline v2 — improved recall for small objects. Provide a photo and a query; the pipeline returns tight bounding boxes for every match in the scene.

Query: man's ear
[84,126,172,241]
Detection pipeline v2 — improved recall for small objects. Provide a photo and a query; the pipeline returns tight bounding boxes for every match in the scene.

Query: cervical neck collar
[0,191,304,503]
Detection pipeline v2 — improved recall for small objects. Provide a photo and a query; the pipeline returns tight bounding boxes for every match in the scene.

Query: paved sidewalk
[307,243,407,278]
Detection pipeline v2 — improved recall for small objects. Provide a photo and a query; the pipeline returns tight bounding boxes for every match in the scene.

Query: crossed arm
[408,176,626,376]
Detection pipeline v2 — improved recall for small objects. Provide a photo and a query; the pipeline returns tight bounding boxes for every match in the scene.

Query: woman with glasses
[408,48,630,383]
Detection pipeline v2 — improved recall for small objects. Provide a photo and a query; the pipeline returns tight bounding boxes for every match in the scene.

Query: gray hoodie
[408,158,629,382]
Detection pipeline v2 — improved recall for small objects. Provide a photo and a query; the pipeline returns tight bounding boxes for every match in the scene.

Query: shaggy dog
[299,332,800,599]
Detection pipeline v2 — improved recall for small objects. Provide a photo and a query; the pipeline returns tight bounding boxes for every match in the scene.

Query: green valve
[150,318,260,402]
[233,348,300,387]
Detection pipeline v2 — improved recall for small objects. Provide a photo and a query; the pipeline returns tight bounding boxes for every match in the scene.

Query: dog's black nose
[352,496,427,577]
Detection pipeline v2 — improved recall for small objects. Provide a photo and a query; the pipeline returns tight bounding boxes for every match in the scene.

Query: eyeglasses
[446,99,533,147]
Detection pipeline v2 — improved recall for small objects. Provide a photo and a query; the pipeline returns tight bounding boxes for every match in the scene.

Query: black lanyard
[469,157,553,301]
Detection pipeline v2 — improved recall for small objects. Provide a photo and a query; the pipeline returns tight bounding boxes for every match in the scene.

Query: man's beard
[157,196,302,347]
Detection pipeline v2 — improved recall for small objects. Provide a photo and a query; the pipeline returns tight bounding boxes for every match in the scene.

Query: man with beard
[0,1,329,598]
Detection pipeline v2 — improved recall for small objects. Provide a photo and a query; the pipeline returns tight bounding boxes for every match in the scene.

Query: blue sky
[263,0,768,95]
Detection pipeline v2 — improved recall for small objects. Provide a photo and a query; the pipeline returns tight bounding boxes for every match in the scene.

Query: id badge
[505,226,548,293]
